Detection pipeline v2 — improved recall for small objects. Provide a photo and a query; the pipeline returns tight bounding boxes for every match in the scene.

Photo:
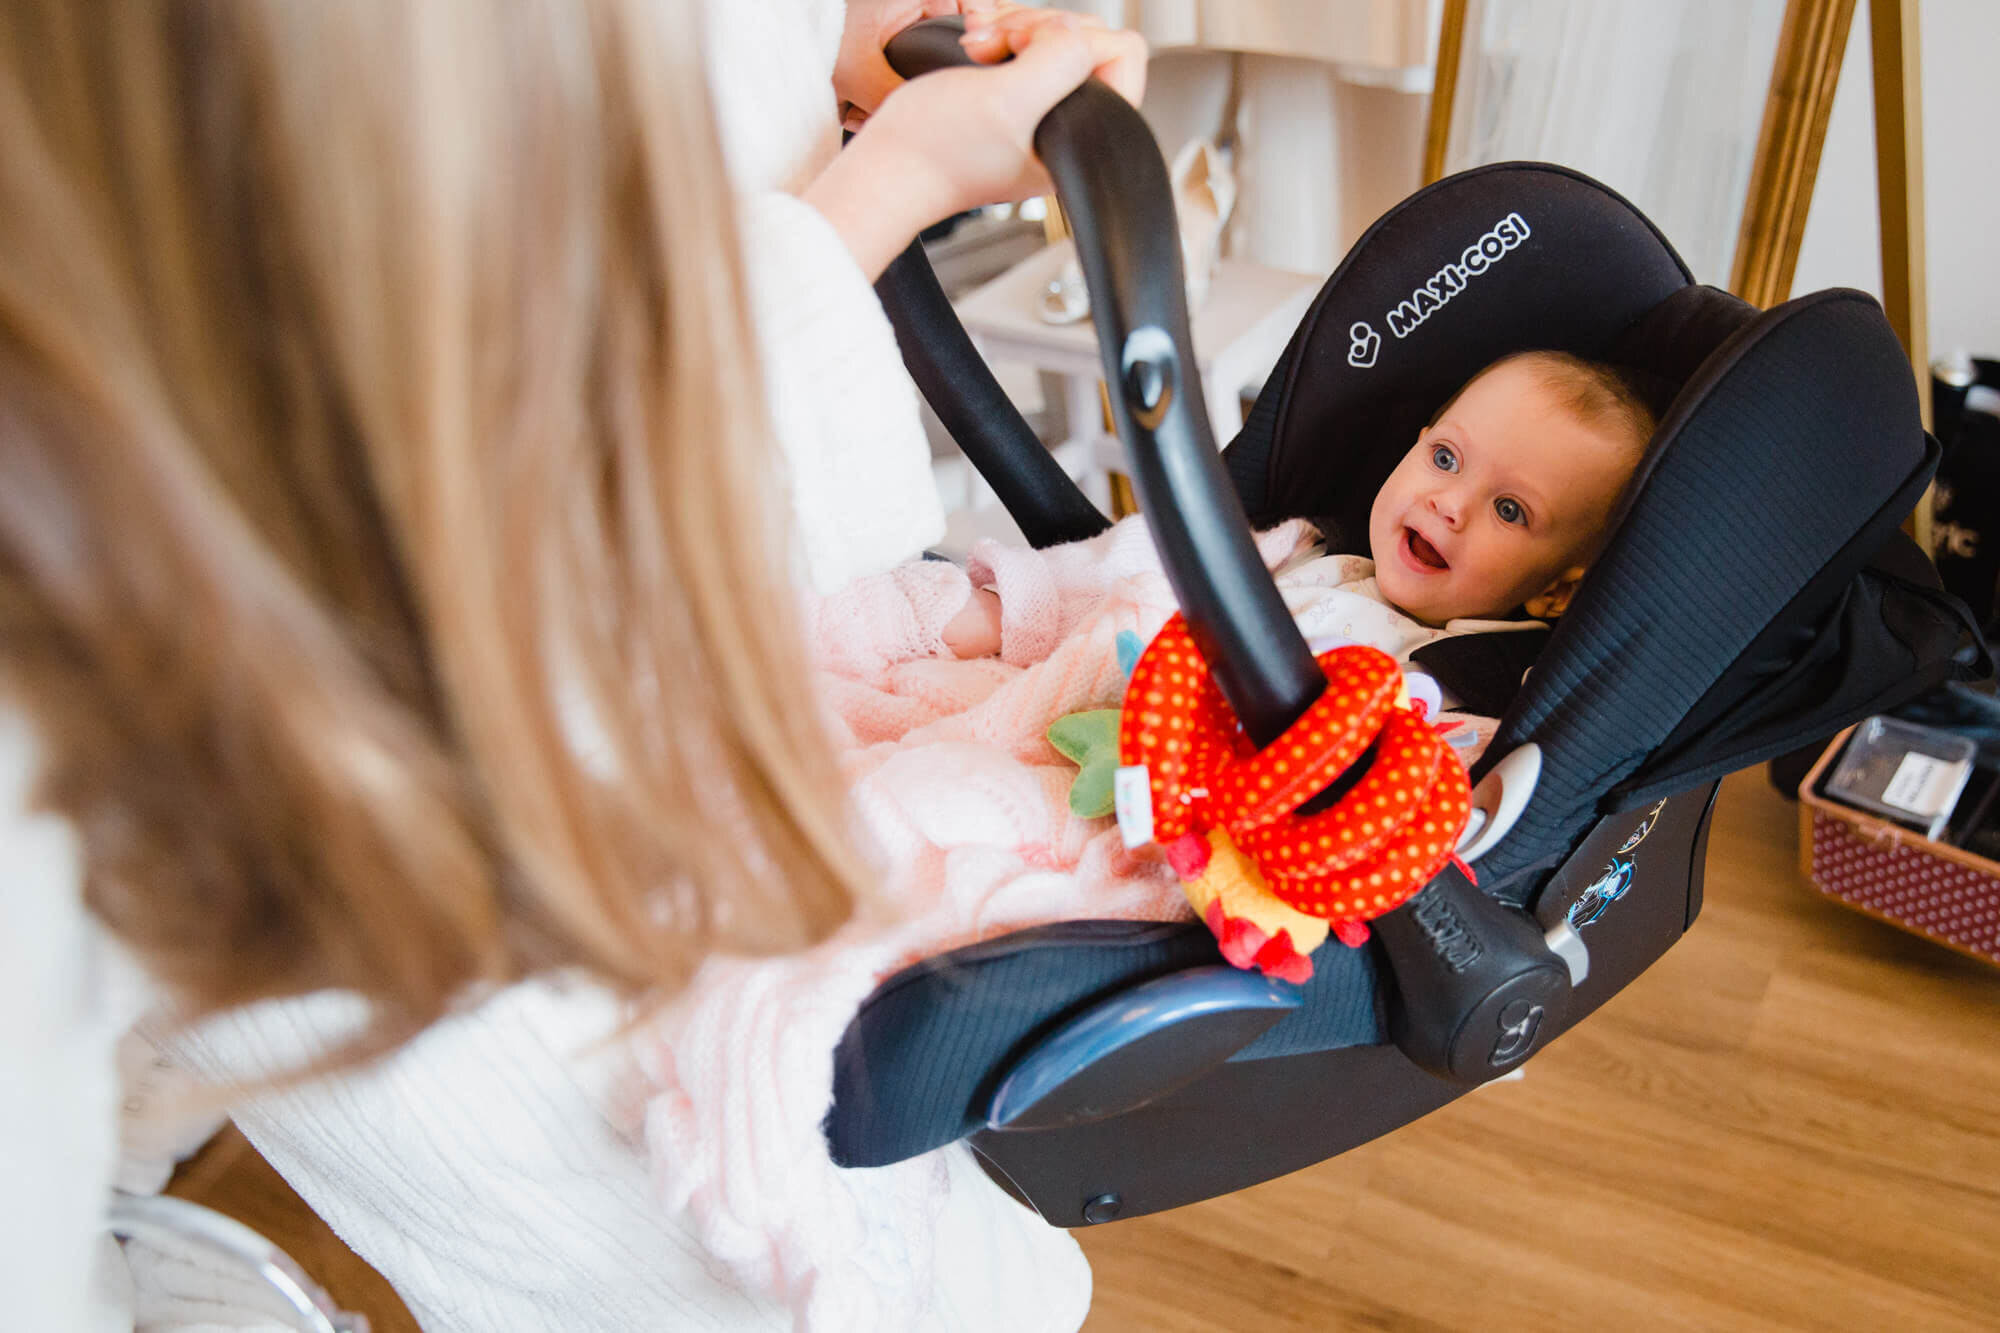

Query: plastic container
[1820,715,1975,840]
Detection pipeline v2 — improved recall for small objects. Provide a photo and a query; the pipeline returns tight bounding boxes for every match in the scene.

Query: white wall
[1136,49,1429,276]
[1043,0,2000,355]
[1792,0,2000,361]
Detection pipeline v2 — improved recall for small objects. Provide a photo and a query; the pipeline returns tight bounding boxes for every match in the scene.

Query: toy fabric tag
[1882,752,1968,817]
[1113,764,1154,848]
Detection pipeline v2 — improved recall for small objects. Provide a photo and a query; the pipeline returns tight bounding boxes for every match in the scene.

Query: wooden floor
[171,770,2000,1331]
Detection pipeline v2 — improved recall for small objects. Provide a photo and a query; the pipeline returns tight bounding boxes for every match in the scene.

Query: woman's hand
[805,7,1148,280]
[953,6,1146,109]
[864,9,1147,206]
[833,0,1008,119]
[834,3,1147,126]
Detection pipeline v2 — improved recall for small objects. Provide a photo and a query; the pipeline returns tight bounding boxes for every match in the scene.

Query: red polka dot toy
[1117,614,1472,981]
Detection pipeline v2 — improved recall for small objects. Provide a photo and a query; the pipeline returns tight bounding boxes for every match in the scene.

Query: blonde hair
[0,0,863,1052]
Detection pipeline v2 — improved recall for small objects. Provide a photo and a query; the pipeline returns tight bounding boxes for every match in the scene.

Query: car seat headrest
[1226,162,1693,546]
[1602,285,1761,422]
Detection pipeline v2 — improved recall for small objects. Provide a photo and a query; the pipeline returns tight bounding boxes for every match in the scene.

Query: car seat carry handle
[885,22,1576,1084]
[874,234,1112,548]
[883,17,1325,743]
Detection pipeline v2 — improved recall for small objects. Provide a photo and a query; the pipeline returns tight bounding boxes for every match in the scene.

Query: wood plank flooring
[168,770,2000,1330]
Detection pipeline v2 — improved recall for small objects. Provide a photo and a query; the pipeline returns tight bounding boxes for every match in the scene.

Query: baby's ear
[1524,566,1587,619]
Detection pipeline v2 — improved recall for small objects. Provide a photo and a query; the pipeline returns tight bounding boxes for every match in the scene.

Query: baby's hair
[1459,349,1659,457]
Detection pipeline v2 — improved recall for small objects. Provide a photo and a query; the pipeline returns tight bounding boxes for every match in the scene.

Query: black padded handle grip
[873,19,1108,551]
[876,242,1112,549]
[881,16,1322,744]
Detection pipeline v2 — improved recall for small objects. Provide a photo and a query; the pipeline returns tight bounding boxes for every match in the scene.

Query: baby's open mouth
[1405,527,1449,570]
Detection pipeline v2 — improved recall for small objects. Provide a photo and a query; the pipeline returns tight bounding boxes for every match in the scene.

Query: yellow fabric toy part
[1169,829,1329,984]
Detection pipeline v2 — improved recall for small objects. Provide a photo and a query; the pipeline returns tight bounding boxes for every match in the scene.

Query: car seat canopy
[1229,162,1694,536]
[1482,288,1930,885]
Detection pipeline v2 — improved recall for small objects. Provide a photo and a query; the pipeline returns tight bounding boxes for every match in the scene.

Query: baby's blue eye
[1430,444,1458,472]
[1495,496,1526,525]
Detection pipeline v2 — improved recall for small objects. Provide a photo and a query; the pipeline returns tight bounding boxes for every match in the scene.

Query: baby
[1369,348,1656,626]
[933,347,1657,666]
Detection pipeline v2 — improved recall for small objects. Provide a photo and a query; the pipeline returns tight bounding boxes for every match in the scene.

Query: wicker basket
[1799,726,2000,967]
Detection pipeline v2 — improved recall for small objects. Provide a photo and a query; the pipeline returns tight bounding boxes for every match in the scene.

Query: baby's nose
[1426,490,1463,526]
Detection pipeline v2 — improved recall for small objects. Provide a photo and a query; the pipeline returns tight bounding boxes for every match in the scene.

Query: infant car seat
[827,19,1990,1226]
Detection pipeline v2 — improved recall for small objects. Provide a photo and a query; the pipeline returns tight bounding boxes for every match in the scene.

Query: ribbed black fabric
[1609,524,1989,811]
[1474,292,1929,890]
[825,921,1381,1168]
[1230,930,1380,1059]
[1408,628,1551,719]
[1224,342,1290,521]
[1602,284,1762,407]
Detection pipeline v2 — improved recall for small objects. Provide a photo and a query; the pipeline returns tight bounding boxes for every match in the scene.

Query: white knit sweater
[0,712,148,1332]
[704,0,946,593]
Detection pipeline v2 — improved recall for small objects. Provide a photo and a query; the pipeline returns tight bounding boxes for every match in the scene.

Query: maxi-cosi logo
[1346,212,1533,368]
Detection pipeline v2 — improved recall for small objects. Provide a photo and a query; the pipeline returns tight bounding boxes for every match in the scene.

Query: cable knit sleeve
[964,515,1322,669]
[807,558,976,679]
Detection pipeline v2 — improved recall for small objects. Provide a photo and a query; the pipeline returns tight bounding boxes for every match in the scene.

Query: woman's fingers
[961,8,1147,108]
[1064,24,1147,107]
[1105,29,1148,106]
[959,6,1065,61]
[838,0,1014,114]
[923,0,1007,17]
[978,18,1100,115]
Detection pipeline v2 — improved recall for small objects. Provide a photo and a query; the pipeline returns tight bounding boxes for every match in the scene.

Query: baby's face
[1368,359,1640,624]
